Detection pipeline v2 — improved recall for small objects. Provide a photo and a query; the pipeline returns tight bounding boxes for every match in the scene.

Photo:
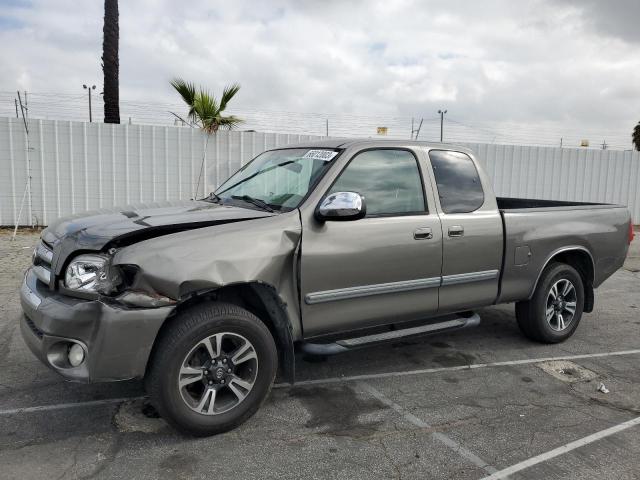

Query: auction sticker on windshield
[302,150,339,161]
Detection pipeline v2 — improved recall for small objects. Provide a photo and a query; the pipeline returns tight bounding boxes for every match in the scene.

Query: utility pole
[14,91,34,234]
[17,91,28,134]
[438,109,447,142]
[414,119,424,140]
[411,118,423,139]
[326,119,329,136]
[83,84,96,122]
[601,140,608,150]
[14,98,18,118]
[560,137,563,148]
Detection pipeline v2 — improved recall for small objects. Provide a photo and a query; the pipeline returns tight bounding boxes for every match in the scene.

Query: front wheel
[147,302,278,436]
[516,262,584,343]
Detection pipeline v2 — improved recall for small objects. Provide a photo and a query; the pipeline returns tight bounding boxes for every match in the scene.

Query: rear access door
[425,149,503,313]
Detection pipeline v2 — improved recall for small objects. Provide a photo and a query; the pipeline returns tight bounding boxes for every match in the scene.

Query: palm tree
[102,0,120,123]
[170,79,243,197]
[633,121,640,151]
[170,79,243,133]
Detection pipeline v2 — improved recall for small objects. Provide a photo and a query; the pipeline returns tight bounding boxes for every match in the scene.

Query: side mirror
[315,192,366,221]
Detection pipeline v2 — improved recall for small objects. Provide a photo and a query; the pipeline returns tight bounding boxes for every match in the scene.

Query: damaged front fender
[112,210,303,338]
[115,290,177,308]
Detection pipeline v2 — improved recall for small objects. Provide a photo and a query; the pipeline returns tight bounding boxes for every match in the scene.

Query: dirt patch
[536,360,598,383]
[289,385,388,438]
[159,453,198,480]
[433,351,476,367]
[113,399,168,433]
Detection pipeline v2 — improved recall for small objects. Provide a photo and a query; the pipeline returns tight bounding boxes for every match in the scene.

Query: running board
[300,312,481,356]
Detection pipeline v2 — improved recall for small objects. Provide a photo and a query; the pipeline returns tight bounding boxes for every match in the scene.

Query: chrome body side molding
[305,270,499,305]
[441,270,499,286]
[305,277,441,305]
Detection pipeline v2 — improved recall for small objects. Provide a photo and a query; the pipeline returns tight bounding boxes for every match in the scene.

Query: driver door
[299,148,443,337]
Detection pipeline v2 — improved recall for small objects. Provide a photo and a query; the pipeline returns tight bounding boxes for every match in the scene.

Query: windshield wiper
[230,195,275,213]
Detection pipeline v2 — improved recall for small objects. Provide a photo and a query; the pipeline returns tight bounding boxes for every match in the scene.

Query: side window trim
[322,147,429,218]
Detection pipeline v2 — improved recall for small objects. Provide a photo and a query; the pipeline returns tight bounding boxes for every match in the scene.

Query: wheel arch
[146,282,296,383]
[529,246,595,312]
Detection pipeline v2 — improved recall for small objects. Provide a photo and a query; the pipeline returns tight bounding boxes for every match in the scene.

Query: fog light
[68,343,85,367]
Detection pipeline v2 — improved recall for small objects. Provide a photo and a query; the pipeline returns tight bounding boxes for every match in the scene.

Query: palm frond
[193,89,220,133]
[216,115,244,130]
[170,78,197,119]
[170,78,242,133]
[219,83,241,112]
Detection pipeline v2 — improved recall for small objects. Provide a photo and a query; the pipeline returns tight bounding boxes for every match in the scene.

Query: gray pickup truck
[20,139,632,435]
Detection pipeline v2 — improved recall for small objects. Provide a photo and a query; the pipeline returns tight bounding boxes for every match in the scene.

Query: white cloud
[0,0,638,147]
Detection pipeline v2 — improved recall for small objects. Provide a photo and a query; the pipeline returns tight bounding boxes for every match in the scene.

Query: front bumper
[20,268,173,383]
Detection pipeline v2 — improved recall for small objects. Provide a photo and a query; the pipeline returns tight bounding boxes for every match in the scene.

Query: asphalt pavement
[1,230,639,480]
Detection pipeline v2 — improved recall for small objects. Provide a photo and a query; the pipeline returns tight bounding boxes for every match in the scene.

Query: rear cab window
[429,150,484,213]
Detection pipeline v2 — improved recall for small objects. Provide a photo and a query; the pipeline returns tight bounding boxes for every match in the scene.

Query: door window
[329,149,425,216]
[429,150,485,213]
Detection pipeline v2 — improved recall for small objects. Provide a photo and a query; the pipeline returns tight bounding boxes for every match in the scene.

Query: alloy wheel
[545,279,577,331]
[178,332,258,415]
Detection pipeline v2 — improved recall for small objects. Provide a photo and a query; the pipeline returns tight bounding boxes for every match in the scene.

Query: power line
[0,90,634,150]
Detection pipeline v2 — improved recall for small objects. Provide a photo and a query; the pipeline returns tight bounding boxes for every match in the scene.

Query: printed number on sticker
[302,150,338,161]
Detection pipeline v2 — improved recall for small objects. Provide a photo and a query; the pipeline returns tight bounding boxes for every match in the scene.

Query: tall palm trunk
[633,121,640,151]
[102,0,120,124]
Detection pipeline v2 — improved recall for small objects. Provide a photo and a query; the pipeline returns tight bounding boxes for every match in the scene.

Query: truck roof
[282,138,473,154]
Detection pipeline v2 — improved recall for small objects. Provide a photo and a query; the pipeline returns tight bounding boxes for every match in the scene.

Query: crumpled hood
[42,200,276,272]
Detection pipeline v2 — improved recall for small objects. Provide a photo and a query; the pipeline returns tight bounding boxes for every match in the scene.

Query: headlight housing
[64,254,121,294]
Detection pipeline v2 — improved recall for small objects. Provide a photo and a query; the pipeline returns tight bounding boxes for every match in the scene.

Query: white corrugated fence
[1,117,638,226]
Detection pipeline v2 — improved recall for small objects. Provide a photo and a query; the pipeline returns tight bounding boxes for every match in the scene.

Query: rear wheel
[516,263,584,343]
[147,302,278,436]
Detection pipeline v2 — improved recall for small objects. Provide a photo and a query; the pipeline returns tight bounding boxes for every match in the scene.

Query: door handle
[448,225,464,237]
[414,227,433,240]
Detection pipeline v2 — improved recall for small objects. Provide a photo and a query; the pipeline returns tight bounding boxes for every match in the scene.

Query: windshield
[213,148,338,211]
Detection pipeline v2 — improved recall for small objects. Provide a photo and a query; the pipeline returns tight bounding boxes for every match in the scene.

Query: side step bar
[300,312,481,356]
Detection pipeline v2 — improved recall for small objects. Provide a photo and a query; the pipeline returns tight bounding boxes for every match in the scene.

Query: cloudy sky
[0,0,638,147]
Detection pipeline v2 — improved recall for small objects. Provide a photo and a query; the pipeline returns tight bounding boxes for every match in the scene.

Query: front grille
[23,315,44,339]
[33,241,53,288]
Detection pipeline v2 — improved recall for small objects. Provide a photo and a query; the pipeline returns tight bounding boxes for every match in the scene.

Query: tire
[146,302,278,436]
[515,262,584,343]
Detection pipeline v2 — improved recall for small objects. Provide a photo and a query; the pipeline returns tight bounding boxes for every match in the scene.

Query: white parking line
[1,349,639,417]
[0,396,144,416]
[273,348,640,388]
[359,382,498,475]
[479,416,640,480]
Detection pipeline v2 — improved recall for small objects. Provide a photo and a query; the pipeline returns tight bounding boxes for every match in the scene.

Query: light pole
[83,84,96,122]
[438,109,447,142]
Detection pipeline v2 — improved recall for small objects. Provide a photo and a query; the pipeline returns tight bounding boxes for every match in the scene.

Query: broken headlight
[64,254,121,294]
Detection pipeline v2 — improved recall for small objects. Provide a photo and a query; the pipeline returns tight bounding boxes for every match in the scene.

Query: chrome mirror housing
[315,191,366,221]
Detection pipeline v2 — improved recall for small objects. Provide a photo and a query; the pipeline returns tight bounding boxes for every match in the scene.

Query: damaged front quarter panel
[115,290,177,308]
[111,210,303,338]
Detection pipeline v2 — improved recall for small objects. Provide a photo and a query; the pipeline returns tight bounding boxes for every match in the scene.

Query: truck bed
[496,199,630,305]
